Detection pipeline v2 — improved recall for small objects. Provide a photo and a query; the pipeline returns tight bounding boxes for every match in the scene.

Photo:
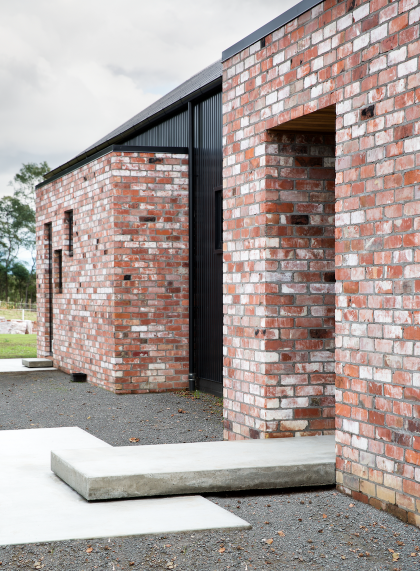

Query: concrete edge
[2,524,253,547]
[51,451,91,500]
[0,369,58,375]
[85,464,336,500]
[52,454,336,501]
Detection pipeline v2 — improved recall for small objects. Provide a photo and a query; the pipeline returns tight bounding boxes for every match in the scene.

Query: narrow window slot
[214,186,222,252]
[55,250,63,293]
[65,210,74,256]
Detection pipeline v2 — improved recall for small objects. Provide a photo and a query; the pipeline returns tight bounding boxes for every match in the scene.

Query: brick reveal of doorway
[223,132,335,440]
[36,151,189,393]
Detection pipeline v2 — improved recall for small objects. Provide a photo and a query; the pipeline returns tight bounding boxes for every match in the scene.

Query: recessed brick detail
[361,105,375,120]
[291,214,310,225]
[36,151,189,393]
[310,329,333,339]
[324,272,336,283]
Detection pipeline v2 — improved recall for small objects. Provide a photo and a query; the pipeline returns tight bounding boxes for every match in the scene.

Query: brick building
[37,0,420,525]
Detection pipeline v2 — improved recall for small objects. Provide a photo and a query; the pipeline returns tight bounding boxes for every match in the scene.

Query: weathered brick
[37,151,189,393]
[222,0,420,526]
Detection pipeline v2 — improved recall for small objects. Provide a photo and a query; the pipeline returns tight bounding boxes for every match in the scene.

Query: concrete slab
[0,427,250,546]
[22,358,53,368]
[52,435,336,501]
[0,358,57,374]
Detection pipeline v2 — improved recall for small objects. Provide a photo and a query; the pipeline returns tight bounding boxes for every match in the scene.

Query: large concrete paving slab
[0,358,57,374]
[0,427,250,546]
[52,435,336,501]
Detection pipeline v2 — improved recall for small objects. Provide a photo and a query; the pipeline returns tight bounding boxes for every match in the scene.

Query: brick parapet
[222,0,420,525]
[36,151,189,393]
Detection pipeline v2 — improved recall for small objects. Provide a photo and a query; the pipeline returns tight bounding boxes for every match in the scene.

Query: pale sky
[0,0,297,262]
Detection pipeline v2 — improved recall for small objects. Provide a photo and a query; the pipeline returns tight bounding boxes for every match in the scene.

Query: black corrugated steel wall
[194,92,223,395]
[122,110,188,147]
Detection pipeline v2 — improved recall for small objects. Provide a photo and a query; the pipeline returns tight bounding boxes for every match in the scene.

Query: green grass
[0,334,37,359]
[0,308,37,321]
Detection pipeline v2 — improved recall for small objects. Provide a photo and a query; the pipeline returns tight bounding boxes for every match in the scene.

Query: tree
[9,161,50,209]
[0,162,49,301]
[0,262,7,299]
[11,262,30,301]
[0,197,35,298]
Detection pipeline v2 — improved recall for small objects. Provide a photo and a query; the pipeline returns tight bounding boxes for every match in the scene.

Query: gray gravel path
[1,370,419,570]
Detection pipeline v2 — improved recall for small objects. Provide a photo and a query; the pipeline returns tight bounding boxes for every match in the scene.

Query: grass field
[0,334,37,359]
[0,308,37,322]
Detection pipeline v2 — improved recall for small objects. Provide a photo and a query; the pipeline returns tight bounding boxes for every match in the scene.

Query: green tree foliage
[0,261,36,304]
[9,161,50,209]
[11,262,31,300]
[0,197,35,298]
[0,162,49,302]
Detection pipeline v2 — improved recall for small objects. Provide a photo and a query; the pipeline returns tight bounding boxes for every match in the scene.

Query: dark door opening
[194,92,223,397]
[46,222,53,354]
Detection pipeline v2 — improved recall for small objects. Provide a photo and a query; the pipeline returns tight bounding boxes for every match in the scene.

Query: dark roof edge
[222,0,323,62]
[36,145,189,190]
[43,76,221,183]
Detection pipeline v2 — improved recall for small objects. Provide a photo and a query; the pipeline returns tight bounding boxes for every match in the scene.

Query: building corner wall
[36,150,189,393]
[222,0,420,527]
[36,153,116,384]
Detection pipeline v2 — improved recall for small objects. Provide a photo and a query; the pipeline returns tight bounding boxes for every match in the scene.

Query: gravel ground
[1,371,420,570]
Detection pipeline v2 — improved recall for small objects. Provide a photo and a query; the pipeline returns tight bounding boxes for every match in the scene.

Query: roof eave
[43,75,222,182]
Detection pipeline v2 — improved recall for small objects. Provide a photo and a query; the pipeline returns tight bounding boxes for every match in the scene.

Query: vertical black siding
[194,92,223,392]
[47,223,53,353]
[122,110,188,147]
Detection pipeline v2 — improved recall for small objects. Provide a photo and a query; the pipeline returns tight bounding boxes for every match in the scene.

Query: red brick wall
[223,0,420,525]
[269,131,336,435]
[36,150,189,393]
[223,132,336,440]
[112,153,189,391]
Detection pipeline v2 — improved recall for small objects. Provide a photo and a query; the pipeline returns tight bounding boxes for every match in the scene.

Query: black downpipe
[188,101,196,392]
[47,223,53,354]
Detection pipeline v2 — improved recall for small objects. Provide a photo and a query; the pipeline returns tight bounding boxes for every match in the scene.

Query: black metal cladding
[194,92,223,395]
[122,110,188,147]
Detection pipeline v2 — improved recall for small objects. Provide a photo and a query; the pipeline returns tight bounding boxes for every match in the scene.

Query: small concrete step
[51,435,336,501]
[22,358,53,368]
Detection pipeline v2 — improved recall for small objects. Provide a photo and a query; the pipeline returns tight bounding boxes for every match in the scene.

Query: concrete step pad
[22,358,53,368]
[52,435,336,501]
